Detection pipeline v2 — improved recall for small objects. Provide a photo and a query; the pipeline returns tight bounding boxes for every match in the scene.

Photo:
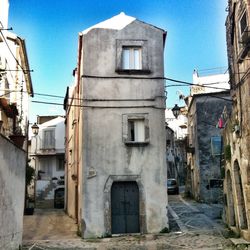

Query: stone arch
[226,170,236,226]
[234,160,247,229]
[103,175,146,235]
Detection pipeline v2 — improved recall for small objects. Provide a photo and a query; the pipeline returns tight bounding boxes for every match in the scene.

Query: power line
[0,29,25,73]
[31,100,165,109]
[81,74,229,91]
[0,29,33,75]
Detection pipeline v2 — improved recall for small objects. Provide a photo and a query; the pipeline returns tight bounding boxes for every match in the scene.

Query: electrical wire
[0,29,33,75]
[0,29,25,73]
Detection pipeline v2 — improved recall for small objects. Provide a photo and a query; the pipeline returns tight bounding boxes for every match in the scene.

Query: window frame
[239,10,248,39]
[122,46,142,70]
[42,128,55,149]
[211,136,222,156]
[116,39,150,74]
[122,113,149,146]
[57,156,65,172]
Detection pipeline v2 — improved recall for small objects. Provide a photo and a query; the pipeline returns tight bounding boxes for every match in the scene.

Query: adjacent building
[165,107,188,185]
[185,70,231,202]
[186,91,231,203]
[64,13,168,238]
[223,0,250,240]
[29,116,65,209]
[0,0,33,249]
[0,0,33,148]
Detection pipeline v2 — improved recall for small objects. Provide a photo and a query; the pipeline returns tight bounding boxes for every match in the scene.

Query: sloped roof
[39,116,65,128]
[81,12,136,34]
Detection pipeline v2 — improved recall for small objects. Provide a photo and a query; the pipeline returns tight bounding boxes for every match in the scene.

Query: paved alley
[21,195,240,250]
[22,209,78,241]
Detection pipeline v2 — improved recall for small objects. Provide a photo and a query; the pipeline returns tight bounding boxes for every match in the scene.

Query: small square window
[122,114,149,145]
[122,47,142,70]
[116,39,150,74]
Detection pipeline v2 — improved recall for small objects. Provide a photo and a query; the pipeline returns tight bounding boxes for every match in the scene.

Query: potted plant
[24,164,35,215]
[9,126,26,148]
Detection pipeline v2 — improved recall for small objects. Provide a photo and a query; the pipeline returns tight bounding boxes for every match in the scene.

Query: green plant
[159,227,169,233]
[26,164,35,186]
[224,145,231,162]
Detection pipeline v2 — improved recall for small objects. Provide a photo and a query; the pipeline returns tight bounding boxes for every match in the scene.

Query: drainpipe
[76,33,83,224]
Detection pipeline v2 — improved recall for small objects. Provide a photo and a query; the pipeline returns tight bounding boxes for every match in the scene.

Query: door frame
[103,175,146,235]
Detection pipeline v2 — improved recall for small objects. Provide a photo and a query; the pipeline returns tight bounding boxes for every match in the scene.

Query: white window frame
[122,47,142,70]
[116,39,150,74]
[128,119,145,142]
[122,114,149,145]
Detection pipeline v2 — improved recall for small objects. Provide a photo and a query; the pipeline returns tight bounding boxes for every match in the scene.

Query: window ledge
[116,69,151,75]
[237,44,250,63]
[125,141,149,146]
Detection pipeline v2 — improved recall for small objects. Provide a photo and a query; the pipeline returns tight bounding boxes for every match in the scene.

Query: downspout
[76,33,83,224]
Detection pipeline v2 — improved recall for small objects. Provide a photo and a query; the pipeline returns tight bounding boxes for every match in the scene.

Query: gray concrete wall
[0,135,26,249]
[80,20,167,237]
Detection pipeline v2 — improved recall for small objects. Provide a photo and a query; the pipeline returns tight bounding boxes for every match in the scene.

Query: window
[116,39,150,74]
[211,136,222,156]
[128,119,145,142]
[239,11,247,37]
[42,129,55,149]
[122,114,149,145]
[57,157,65,171]
[39,157,52,179]
[122,47,142,70]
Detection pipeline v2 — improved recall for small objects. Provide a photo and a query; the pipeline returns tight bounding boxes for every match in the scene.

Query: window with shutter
[42,129,55,149]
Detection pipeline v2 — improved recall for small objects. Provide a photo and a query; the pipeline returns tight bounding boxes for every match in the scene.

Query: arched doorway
[111,181,139,234]
[226,170,236,226]
[234,160,247,229]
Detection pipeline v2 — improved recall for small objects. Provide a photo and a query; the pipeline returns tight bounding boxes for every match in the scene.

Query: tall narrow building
[224,0,250,240]
[64,13,167,237]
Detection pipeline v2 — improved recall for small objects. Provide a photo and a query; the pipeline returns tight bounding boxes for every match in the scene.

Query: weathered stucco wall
[0,135,26,250]
[188,93,231,203]
[80,19,167,237]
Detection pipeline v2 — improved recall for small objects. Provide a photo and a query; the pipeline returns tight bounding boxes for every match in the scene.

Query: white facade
[191,70,229,96]
[29,116,65,208]
[165,108,188,140]
[0,0,9,29]
[0,0,33,144]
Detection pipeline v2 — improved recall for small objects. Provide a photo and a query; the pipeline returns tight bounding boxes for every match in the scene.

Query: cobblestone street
[21,193,241,250]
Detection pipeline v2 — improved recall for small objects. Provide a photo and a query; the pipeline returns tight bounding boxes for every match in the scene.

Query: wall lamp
[31,122,39,135]
[172,104,181,118]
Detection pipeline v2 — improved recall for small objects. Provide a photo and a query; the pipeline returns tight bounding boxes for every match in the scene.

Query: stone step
[35,199,54,209]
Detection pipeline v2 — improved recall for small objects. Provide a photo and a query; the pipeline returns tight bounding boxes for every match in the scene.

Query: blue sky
[8,0,228,122]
